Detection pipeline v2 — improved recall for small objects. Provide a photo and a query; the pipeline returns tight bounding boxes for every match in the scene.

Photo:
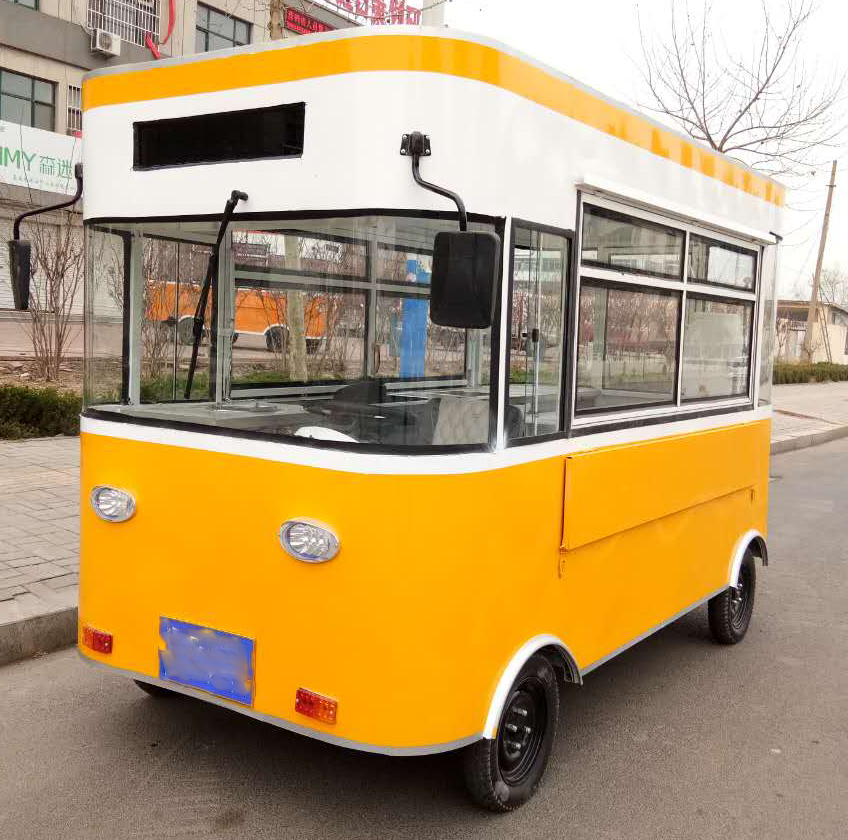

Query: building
[0,0,360,312]
[776,299,848,364]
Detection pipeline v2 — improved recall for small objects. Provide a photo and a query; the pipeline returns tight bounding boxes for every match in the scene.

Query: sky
[422,0,848,298]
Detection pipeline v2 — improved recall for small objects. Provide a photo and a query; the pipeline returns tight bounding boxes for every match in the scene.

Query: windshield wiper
[184,190,248,400]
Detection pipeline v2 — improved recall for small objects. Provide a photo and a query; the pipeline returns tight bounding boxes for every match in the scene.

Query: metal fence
[88,0,160,48]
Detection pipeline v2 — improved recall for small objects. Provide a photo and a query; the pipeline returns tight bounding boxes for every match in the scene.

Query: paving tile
[6,556,43,568]
[43,573,79,590]
[0,585,26,600]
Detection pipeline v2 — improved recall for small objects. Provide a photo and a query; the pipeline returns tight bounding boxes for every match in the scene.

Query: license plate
[158,617,254,706]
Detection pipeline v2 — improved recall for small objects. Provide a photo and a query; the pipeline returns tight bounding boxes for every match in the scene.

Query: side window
[576,282,680,412]
[575,200,760,420]
[507,225,570,441]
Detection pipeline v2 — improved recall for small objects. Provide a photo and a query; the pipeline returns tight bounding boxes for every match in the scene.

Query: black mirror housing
[7,240,32,311]
[430,231,500,329]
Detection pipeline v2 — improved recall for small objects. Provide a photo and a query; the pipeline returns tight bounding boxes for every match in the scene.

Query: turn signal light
[295,688,337,724]
[82,625,113,654]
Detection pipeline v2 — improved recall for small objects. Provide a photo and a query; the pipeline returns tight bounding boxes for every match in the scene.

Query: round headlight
[279,519,339,563]
[90,485,136,523]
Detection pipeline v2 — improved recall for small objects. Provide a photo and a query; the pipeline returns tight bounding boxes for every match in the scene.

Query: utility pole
[804,159,837,363]
[422,1,447,26]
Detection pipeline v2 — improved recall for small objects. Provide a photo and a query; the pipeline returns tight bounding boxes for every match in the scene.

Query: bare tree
[25,212,84,381]
[817,264,848,309]
[638,0,844,176]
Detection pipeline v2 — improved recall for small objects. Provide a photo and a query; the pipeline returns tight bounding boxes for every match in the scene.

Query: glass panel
[33,103,53,131]
[681,296,752,400]
[234,20,250,44]
[1,71,32,98]
[84,227,127,405]
[758,245,777,405]
[138,239,179,402]
[83,215,499,449]
[577,282,680,413]
[195,29,207,53]
[689,234,757,290]
[207,8,233,37]
[508,227,569,440]
[208,33,234,51]
[196,3,209,27]
[33,80,53,104]
[0,94,30,126]
[581,205,684,280]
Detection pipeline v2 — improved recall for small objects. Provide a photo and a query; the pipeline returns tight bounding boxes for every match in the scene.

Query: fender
[727,529,768,588]
[482,634,581,739]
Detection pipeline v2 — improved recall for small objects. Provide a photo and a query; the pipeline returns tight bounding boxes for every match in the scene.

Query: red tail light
[82,625,113,654]
[295,688,337,724]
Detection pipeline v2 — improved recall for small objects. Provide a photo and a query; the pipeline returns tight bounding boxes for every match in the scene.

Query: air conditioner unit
[92,29,121,57]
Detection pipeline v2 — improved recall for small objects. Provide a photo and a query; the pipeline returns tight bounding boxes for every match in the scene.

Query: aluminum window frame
[571,194,763,432]
[195,2,251,53]
[503,218,574,447]
[0,68,55,131]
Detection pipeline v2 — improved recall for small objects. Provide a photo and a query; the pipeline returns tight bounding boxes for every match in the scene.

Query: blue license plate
[158,617,254,705]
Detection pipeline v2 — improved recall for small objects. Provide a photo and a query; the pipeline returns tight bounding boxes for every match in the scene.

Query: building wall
[777,308,848,365]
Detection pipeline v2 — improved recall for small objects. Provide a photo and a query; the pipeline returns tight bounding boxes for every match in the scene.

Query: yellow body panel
[78,419,769,750]
[81,34,784,207]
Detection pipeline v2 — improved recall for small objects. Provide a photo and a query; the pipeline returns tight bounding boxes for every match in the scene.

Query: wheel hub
[498,680,546,785]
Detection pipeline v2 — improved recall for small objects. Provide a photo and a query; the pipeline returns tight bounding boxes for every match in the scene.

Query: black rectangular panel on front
[133,102,305,170]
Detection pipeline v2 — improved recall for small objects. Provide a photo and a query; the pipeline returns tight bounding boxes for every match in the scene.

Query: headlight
[90,485,136,522]
[279,519,339,563]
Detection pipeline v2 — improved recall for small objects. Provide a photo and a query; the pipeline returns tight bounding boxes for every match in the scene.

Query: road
[1,440,846,840]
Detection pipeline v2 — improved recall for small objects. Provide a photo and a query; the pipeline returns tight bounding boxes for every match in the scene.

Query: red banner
[285,8,335,34]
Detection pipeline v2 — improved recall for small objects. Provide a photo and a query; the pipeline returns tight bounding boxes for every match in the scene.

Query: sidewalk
[3,381,848,666]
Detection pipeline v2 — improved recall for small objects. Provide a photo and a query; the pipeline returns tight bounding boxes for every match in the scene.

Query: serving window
[574,198,762,423]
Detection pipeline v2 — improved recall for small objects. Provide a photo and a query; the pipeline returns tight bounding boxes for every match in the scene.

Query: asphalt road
[1,440,847,840]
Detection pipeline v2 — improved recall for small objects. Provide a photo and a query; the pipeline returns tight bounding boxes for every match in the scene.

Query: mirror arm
[12,163,83,240]
[400,132,468,232]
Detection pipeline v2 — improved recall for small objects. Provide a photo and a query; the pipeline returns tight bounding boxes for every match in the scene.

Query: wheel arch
[482,634,581,739]
[728,529,768,588]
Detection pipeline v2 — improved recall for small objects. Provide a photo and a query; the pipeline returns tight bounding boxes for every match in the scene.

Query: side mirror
[7,240,32,311]
[430,231,500,328]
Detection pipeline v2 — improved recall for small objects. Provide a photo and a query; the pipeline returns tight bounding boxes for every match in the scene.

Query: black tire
[708,550,756,644]
[265,327,287,353]
[134,678,177,698]
[463,653,559,812]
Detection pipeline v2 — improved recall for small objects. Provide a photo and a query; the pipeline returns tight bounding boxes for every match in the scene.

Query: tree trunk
[284,235,308,381]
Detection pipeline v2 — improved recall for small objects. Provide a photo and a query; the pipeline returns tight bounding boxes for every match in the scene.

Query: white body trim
[81,404,771,476]
[728,529,766,587]
[483,634,580,738]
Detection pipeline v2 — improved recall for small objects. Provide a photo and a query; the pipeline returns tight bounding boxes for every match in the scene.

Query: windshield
[84,214,499,449]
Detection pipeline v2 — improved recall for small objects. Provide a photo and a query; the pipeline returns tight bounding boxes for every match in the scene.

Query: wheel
[463,653,559,812]
[265,327,287,353]
[134,678,177,698]
[709,550,756,644]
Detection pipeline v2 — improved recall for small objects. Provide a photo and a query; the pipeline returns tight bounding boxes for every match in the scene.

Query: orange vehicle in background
[149,281,330,352]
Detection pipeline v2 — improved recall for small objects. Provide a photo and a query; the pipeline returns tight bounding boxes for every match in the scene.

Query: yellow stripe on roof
[82,34,784,207]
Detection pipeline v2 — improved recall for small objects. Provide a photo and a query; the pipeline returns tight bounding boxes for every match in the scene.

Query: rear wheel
[708,551,756,644]
[133,679,176,698]
[463,653,559,812]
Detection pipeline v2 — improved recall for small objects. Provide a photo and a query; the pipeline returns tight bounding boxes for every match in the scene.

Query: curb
[770,424,848,455]
[0,606,77,667]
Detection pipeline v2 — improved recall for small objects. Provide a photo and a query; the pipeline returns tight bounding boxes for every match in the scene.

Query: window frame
[0,68,55,131]
[195,2,252,52]
[679,291,756,404]
[570,194,763,433]
[580,202,686,281]
[687,232,758,292]
[503,218,575,448]
[575,277,683,416]
[82,209,506,456]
